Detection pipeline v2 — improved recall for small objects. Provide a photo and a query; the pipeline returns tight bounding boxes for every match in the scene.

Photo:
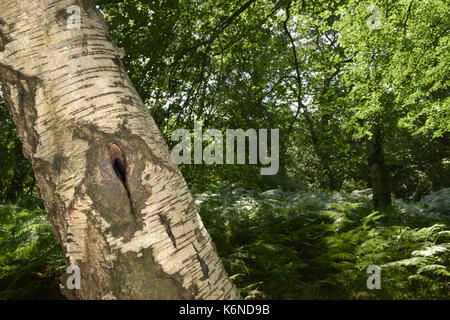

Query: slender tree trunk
[367,124,391,209]
[428,136,449,191]
[0,0,239,300]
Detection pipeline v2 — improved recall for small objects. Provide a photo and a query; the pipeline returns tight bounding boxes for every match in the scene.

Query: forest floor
[0,187,449,299]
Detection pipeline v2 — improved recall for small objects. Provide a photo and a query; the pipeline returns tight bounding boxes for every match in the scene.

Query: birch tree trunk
[0,0,240,300]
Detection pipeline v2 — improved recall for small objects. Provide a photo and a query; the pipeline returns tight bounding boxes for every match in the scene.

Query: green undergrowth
[195,186,450,300]
[0,188,448,299]
[0,196,65,300]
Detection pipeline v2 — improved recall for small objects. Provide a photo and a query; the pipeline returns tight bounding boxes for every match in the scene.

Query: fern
[196,185,449,299]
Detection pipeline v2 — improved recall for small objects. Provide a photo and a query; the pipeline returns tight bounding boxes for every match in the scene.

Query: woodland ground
[1,186,448,300]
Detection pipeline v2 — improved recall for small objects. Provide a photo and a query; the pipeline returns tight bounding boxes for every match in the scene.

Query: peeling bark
[0,0,240,300]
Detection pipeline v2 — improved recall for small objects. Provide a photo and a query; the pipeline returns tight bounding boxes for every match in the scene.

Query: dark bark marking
[111,80,126,88]
[107,143,126,182]
[198,255,210,281]
[107,142,136,217]
[53,154,70,174]
[194,228,206,244]
[0,28,11,52]
[119,95,134,111]
[159,214,177,249]
[55,8,71,26]
[112,55,123,75]
[193,246,209,281]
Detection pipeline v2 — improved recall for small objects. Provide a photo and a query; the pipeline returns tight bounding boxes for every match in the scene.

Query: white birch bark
[0,0,240,300]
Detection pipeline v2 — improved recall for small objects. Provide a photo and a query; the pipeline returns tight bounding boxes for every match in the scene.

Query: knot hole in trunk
[107,142,136,217]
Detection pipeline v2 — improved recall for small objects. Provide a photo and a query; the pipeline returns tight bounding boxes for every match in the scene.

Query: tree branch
[403,0,415,35]
[169,0,258,68]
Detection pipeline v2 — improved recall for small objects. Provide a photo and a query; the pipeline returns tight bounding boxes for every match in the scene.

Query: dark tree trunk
[367,124,391,209]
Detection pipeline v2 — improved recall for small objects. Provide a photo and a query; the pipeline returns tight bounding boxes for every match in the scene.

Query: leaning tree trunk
[367,123,391,210]
[0,0,239,300]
